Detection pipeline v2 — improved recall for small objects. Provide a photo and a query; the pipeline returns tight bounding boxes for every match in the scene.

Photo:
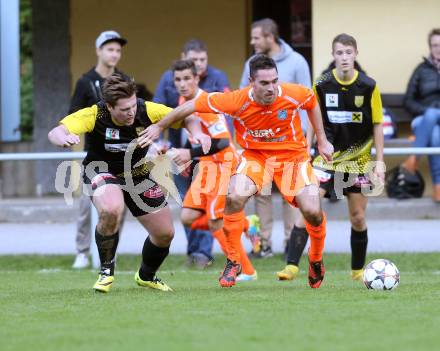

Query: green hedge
[20,0,33,141]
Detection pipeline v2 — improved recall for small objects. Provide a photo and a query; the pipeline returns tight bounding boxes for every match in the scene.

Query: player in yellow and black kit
[277,33,385,282]
[48,74,210,293]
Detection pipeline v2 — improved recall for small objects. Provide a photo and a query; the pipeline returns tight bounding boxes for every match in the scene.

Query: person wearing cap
[70,30,128,269]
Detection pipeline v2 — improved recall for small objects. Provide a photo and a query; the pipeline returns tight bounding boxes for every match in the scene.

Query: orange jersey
[194,83,317,152]
[180,91,237,163]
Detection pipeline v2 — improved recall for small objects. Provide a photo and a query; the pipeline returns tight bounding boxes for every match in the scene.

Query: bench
[381,93,413,147]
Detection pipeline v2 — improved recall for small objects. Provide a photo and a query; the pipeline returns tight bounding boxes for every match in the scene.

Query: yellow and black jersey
[313,69,383,173]
[60,98,181,176]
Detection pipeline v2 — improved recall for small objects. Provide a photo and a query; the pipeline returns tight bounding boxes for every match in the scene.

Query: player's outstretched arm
[183,116,211,154]
[307,105,333,162]
[305,121,315,155]
[138,100,196,148]
[48,125,81,148]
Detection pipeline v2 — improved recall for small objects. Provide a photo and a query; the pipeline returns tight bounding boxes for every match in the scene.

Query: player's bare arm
[373,123,385,181]
[307,104,334,161]
[138,100,196,146]
[48,125,81,147]
[169,148,191,166]
[138,101,211,154]
[171,137,229,167]
[305,122,315,154]
[183,115,211,154]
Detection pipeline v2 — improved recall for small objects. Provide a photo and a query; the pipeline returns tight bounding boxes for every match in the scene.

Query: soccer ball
[363,259,400,290]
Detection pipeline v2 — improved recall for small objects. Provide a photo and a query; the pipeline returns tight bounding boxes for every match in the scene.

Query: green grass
[1,253,440,351]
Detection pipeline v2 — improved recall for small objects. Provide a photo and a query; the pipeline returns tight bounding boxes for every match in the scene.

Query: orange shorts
[183,159,236,220]
[235,149,318,206]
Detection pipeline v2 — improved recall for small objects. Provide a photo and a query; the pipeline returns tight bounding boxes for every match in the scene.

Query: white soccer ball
[363,259,400,290]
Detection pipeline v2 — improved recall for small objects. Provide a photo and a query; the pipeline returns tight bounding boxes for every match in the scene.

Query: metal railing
[1,147,440,161]
[1,146,440,268]
[0,151,100,267]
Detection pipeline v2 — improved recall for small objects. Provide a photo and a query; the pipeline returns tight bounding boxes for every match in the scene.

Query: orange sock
[223,210,245,264]
[243,217,249,233]
[239,237,255,275]
[213,225,254,274]
[212,228,229,256]
[190,214,209,231]
[305,212,326,262]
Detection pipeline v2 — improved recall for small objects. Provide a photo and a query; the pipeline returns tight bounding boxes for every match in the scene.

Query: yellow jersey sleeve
[145,101,183,129]
[59,105,97,134]
[312,84,320,105]
[371,85,383,124]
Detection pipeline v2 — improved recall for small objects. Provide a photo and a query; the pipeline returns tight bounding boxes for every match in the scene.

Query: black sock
[287,226,309,266]
[139,236,170,281]
[351,228,368,270]
[95,229,119,275]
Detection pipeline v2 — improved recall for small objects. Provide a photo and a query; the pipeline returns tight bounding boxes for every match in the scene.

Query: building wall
[70,0,250,93]
[312,0,440,93]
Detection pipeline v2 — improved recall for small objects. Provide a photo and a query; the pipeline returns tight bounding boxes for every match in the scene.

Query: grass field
[1,253,440,351]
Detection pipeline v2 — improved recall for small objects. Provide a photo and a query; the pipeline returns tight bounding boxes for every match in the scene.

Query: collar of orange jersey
[178,88,204,105]
[248,85,282,101]
[332,68,358,86]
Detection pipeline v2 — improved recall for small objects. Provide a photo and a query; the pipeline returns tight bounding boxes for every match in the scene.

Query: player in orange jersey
[167,59,258,280]
[139,55,334,288]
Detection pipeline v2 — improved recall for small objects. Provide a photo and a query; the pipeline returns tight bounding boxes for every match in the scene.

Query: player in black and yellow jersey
[277,33,385,282]
[48,74,210,293]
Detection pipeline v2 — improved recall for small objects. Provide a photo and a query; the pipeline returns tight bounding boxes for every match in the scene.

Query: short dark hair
[332,33,357,51]
[171,59,197,76]
[428,28,440,46]
[102,73,136,107]
[252,18,280,43]
[249,54,277,79]
[182,39,207,55]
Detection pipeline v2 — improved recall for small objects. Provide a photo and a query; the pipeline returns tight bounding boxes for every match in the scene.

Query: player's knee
[225,194,245,213]
[98,207,123,233]
[350,210,366,230]
[162,228,175,243]
[159,227,175,245]
[301,204,322,227]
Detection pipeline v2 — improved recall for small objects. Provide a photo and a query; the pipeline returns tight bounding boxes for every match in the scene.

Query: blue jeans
[412,108,440,184]
[174,171,214,260]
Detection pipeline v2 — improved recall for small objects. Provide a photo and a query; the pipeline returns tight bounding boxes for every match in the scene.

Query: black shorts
[313,168,373,198]
[83,171,168,217]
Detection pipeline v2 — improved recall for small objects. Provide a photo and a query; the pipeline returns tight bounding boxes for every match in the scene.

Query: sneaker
[250,246,273,259]
[72,253,90,269]
[276,264,299,281]
[308,260,325,289]
[134,271,173,292]
[93,268,114,293]
[219,259,241,287]
[351,269,364,281]
[236,270,258,282]
[246,214,261,254]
